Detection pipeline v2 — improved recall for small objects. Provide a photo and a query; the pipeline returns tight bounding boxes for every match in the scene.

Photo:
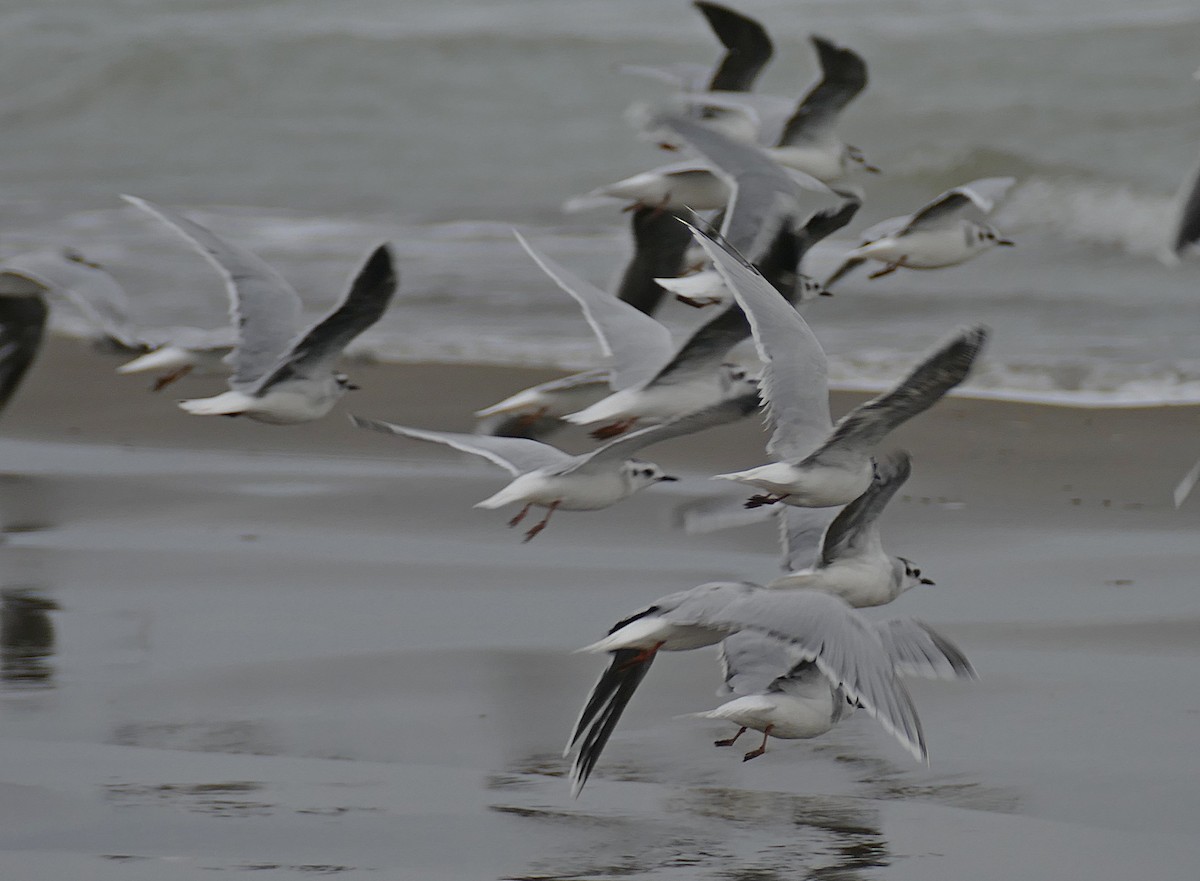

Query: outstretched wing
[818,450,912,567]
[349,416,574,476]
[695,1,774,93]
[685,221,834,462]
[0,280,48,414]
[902,177,1016,234]
[874,619,976,680]
[777,36,869,147]
[808,326,986,465]
[515,232,674,392]
[615,207,694,316]
[122,195,304,387]
[255,245,396,391]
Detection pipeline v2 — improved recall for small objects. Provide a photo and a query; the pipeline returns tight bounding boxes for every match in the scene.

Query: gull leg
[617,640,665,670]
[714,726,747,748]
[656,141,680,152]
[590,418,638,440]
[522,500,560,542]
[868,261,902,280]
[152,364,194,392]
[507,503,532,528]
[744,493,789,509]
[742,725,773,762]
[515,407,548,429]
[675,293,724,309]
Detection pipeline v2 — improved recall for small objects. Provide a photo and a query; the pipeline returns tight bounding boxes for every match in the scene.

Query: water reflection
[0,587,58,689]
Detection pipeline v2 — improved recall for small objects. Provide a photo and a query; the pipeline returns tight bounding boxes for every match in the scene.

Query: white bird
[0,268,49,416]
[475,209,693,436]
[689,222,987,508]
[351,391,758,542]
[566,582,972,794]
[122,196,397,424]
[824,177,1016,288]
[768,451,934,606]
[691,612,973,762]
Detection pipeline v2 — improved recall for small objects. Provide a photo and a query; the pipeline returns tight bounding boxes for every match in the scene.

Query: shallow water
[2,1,1200,403]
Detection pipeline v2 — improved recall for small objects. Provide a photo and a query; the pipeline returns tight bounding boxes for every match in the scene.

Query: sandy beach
[1,339,1199,880]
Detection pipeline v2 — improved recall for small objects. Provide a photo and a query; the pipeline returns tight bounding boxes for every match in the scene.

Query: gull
[622,2,775,149]
[351,391,759,542]
[690,614,973,763]
[563,215,831,439]
[0,268,49,416]
[122,196,397,424]
[565,582,971,795]
[647,112,855,307]
[0,246,237,391]
[824,177,1016,288]
[1167,150,1200,260]
[476,209,693,437]
[688,222,987,508]
[768,450,935,606]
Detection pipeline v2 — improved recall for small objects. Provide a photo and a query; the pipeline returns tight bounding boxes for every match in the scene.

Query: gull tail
[116,346,193,375]
[565,649,656,798]
[563,192,622,214]
[177,390,254,417]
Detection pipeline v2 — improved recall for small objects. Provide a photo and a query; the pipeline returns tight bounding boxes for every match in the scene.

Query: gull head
[719,363,760,396]
[970,222,1015,250]
[621,459,679,490]
[896,556,935,592]
[335,373,361,392]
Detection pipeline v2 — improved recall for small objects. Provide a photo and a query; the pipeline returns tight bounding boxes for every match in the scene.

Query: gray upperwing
[696,1,774,93]
[811,326,987,462]
[818,450,912,568]
[718,630,805,695]
[777,35,869,147]
[516,232,674,392]
[686,222,834,462]
[902,177,1016,234]
[695,588,927,761]
[0,287,48,415]
[121,196,303,387]
[349,416,574,476]
[254,245,396,392]
[875,619,976,680]
[573,390,761,472]
[779,506,841,572]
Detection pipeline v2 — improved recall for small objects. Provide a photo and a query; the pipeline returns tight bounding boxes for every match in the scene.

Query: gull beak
[658,475,680,482]
[819,289,834,297]
[863,164,882,174]
[346,383,361,391]
[996,239,1016,247]
[920,578,936,586]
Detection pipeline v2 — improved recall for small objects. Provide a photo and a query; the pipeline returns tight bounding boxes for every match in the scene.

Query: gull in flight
[768,450,934,605]
[123,196,396,424]
[824,177,1016,289]
[351,391,758,542]
[686,222,987,508]
[475,210,693,437]
[565,582,973,794]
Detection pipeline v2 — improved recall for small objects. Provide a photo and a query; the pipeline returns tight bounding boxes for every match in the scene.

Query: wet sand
[1,340,1199,879]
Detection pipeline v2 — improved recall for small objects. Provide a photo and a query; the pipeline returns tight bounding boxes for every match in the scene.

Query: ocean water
[3,0,1200,404]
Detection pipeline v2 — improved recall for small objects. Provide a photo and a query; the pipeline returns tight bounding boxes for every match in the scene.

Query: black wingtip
[567,650,656,797]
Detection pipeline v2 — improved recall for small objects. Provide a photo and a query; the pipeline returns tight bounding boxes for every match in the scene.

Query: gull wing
[0,249,143,351]
[0,283,48,414]
[678,588,927,761]
[695,1,774,93]
[777,36,869,147]
[718,629,807,695]
[254,245,396,392]
[1170,152,1200,258]
[874,619,976,680]
[778,505,841,572]
[122,196,304,387]
[349,416,575,476]
[807,326,986,465]
[615,207,694,316]
[660,113,838,259]
[902,177,1016,234]
[572,390,761,472]
[686,221,833,462]
[515,232,674,392]
[818,450,911,568]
